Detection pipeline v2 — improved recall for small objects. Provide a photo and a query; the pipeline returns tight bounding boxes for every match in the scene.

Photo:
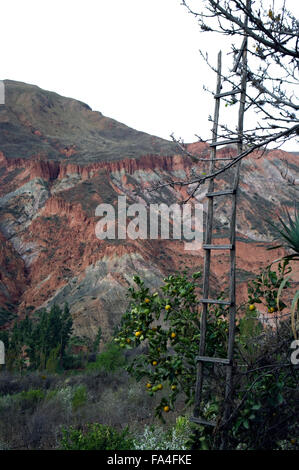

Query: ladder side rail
[193,50,222,418]
[223,0,250,429]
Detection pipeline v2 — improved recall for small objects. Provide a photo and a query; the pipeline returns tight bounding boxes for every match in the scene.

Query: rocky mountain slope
[0,80,298,341]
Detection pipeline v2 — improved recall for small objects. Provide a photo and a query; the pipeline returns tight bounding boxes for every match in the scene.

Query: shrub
[46,345,60,373]
[15,388,45,411]
[0,440,9,450]
[133,416,196,450]
[60,423,134,450]
[193,319,299,450]
[18,388,45,402]
[71,385,87,411]
[55,386,73,415]
[87,343,126,372]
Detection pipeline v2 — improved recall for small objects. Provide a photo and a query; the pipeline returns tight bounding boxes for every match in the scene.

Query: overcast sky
[1,0,298,151]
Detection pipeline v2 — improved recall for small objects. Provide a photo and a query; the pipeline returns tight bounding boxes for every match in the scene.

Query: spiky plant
[268,205,299,261]
[268,204,299,339]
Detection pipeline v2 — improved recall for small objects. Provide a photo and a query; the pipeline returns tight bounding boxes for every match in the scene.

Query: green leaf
[276,275,291,311]
[243,420,250,429]
[277,393,284,405]
[252,403,261,410]
[291,290,299,339]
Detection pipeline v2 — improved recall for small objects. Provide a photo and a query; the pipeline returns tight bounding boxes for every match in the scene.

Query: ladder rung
[210,139,241,147]
[200,299,231,305]
[214,89,240,98]
[206,189,236,197]
[203,244,233,250]
[190,416,216,427]
[196,356,231,365]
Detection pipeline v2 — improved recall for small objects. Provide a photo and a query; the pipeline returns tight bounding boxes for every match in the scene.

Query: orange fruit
[171,332,176,339]
[152,360,158,366]
[165,305,171,311]
[146,383,152,389]
[157,384,163,390]
[145,298,150,303]
[249,304,255,311]
[135,331,142,337]
[163,405,170,412]
[171,385,177,391]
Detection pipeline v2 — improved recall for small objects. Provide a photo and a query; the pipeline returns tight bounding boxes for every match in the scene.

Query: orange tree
[114,271,229,419]
[113,264,298,447]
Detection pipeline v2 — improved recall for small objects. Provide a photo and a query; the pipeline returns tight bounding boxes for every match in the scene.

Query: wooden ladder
[190,31,248,429]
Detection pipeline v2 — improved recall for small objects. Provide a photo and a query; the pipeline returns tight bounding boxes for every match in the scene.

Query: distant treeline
[0,304,73,371]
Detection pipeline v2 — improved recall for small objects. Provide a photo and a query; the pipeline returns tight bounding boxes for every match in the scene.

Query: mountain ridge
[0,80,298,341]
[0,79,179,164]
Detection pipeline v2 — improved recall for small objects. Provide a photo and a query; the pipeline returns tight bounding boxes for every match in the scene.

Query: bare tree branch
[150,124,299,197]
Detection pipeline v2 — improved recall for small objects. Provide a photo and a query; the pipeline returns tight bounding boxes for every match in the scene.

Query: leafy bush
[87,343,126,372]
[0,440,9,450]
[17,388,45,405]
[230,316,298,449]
[0,388,45,415]
[60,423,134,450]
[0,393,15,411]
[133,416,195,450]
[192,316,298,450]
[46,345,61,373]
[71,385,87,411]
[247,259,291,313]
